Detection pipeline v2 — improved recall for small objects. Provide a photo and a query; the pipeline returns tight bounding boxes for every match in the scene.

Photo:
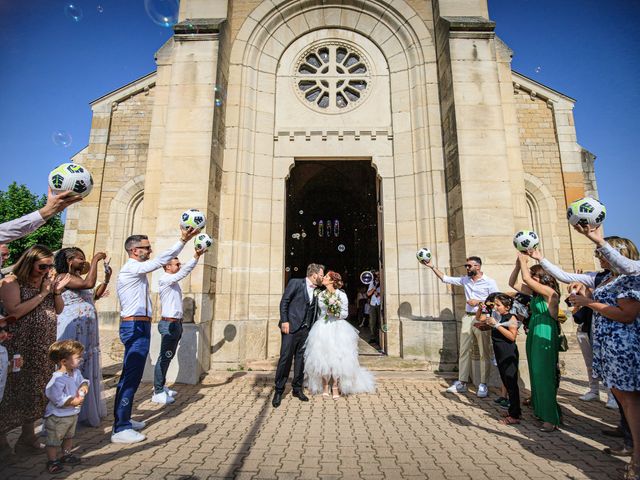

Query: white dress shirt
[44,369,89,418]
[368,281,381,307]
[305,278,317,304]
[117,241,185,317]
[442,274,499,313]
[158,257,198,319]
[0,345,8,402]
[0,211,45,244]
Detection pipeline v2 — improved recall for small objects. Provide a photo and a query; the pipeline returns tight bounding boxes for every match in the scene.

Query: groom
[272,263,325,408]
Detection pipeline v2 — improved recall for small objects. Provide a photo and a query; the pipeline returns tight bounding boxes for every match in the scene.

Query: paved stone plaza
[1,346,631,480]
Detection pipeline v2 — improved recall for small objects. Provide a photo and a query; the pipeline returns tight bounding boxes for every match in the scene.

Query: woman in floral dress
[304,271,375,398]
[55,247,111,427]
[570,237,640,480]
[0,245,70,456]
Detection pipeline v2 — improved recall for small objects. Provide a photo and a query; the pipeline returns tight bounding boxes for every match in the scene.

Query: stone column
[141,0,228,384]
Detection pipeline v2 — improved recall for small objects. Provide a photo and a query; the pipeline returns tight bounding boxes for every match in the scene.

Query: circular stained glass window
[294,42,371,113]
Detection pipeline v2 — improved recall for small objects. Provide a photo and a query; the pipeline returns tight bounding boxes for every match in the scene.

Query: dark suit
[275,278,318,394]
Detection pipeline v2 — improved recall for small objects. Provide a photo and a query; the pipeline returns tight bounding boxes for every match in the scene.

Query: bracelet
[54,292,62,296]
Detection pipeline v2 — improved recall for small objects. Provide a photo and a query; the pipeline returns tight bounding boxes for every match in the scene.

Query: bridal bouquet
[322,291,342,321]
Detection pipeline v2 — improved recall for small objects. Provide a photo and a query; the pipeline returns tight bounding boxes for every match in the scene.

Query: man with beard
[111,227,198,443]
[421,256,498,398]
[273,263,325,408]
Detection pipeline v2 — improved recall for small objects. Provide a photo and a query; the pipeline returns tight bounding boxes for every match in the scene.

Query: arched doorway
[285,160,385,351]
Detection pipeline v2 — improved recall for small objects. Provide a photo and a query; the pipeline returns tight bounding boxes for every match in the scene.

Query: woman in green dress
[509,253,562,432]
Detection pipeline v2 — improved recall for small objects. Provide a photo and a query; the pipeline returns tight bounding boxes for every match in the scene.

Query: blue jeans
[113,320,150,433]
[153,320,183,394]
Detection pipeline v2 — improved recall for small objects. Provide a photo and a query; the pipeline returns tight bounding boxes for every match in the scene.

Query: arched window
[128,192,144,235]
[525,192,542,241]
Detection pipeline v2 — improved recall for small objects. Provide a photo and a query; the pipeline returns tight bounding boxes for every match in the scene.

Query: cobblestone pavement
[2,343,630,479]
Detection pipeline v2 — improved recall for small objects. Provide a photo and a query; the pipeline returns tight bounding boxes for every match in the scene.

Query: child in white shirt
[44,340,89,474]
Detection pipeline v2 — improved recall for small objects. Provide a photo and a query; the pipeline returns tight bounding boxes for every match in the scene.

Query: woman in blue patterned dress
[55,248,111,427]
[569,237,640,480]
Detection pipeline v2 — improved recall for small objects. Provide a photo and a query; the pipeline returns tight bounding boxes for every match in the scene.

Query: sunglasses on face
[37,264,54,271]
[136,246,151,250]
[464,264,477,269]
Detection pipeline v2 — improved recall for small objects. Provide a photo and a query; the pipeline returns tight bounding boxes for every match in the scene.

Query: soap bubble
[535,66,542,73]
[97,5,104,13]
[337,244,346,252]
[64,4,83,22]
[52,131,72,148]
[285,267,290,272]
[214,97,224,108]
[144,0,179,28]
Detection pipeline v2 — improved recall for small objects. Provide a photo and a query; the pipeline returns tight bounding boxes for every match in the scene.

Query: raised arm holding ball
[573,225,640,275]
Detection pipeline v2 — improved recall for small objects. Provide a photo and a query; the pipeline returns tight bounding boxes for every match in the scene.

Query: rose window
[294,43,371,113]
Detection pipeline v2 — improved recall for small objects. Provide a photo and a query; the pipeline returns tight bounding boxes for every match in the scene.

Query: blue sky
[0,0,638,243]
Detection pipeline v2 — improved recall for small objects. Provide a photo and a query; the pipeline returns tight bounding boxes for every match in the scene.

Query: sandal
[539,423,557,432]
[46,460,64,474]
[522,398,531,406]
[60,453,81,464]
[332,386,340,400]
[500,416,520,425]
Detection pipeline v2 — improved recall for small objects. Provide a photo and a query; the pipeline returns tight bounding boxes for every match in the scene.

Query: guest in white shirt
[111,227,199,444]
[44,340,89,474]
[367,272,382,344]
[0,188,81,245]
[151,245,206,405]
[0,315,20,405]
[421,255,499,397]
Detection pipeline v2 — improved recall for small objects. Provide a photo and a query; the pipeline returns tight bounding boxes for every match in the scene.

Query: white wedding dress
[304,289,376,395]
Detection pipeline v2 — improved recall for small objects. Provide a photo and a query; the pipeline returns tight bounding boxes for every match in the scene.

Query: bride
[304,271,376,398]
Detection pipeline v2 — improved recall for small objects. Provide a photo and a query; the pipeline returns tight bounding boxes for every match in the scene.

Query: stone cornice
[173,18,224,40]
[89,72,156,109]
[512,70,575,106]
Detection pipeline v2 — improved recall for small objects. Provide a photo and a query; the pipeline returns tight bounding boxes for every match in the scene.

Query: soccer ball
[513,230,540,252]
[194,233,212,250]
[48,163,94,198]
[180,209,206,230]
[567,197,606,227]
[416,248,432,263]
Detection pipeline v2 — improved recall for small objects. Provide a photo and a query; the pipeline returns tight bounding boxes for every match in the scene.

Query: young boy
[0,314,21,404]
[44,340,89,474]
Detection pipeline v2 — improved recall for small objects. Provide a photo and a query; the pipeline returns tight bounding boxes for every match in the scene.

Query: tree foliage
[0,182,65,265]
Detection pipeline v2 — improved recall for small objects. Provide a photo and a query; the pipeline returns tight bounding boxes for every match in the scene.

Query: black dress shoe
[272,392,282,408]
[292,391,309,402]
[601,428,624,438]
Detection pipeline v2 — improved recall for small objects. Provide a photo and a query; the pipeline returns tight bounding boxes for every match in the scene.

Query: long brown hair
[529,264,560,295]
[10,245,54,285]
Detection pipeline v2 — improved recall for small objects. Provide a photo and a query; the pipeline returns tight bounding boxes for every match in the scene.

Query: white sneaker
[130,419,146,430]
[151,391,176,405]
[163,386,177,397]
[579,391,599,401]
[606,396,619,409]
[445,381,467,393]
[111,429,146,444]
[477,383,489,398]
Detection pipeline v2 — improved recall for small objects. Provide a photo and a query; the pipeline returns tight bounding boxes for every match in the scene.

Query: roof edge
[89,71,157,107]
[512,70,576,103]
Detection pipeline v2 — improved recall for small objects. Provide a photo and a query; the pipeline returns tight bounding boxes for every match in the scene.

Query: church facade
[63,0,598,377]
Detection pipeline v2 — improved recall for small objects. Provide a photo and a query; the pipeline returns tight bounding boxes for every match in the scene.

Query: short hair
[54,247,85,274]
[467,256,482,265]
[48,340,85,364]
[306,263,325,277]
[163,257,180,271]
[125,235,149,252]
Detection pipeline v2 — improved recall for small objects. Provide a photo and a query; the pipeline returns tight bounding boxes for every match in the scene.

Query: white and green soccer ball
[567,197,606,227]
[194,233,212,250]
[48,163,93,198]
[513,230,539,252]
[180,209,207,230]
[416,248,432,263]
